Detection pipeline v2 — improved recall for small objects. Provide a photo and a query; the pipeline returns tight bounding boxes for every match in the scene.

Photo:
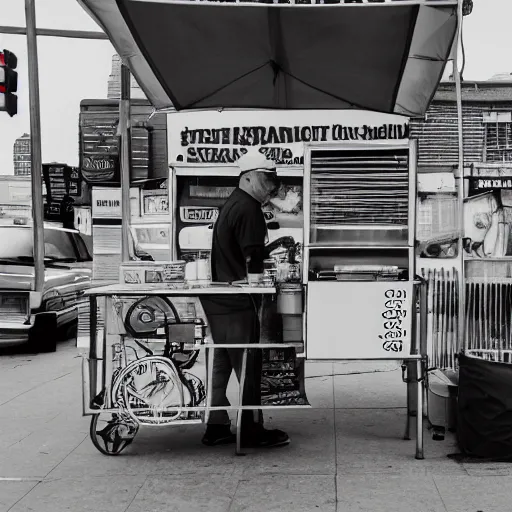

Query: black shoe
[202,425,236,446]
[242,428,290,448]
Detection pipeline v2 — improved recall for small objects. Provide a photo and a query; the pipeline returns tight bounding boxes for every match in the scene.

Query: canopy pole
[454,0,465,352]
[25,0,45,293]
[120,64,131,263]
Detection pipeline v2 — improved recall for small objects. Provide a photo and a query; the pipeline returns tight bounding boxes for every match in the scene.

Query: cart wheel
[90,413,139,456]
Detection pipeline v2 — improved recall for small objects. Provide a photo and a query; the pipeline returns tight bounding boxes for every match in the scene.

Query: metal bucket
[277,284,303,315]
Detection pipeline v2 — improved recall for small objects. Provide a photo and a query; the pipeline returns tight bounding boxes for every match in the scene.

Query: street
[0,340,511,512]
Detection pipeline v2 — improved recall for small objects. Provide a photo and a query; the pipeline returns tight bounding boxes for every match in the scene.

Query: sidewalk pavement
[1,341,511,512]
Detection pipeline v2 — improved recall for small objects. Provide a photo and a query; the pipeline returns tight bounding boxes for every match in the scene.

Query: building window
[484,111,512,162]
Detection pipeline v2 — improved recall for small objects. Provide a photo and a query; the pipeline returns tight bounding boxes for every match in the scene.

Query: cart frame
[82,281,427,458]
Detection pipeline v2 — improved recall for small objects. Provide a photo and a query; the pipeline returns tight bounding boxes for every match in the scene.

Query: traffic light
[0,50,18,117]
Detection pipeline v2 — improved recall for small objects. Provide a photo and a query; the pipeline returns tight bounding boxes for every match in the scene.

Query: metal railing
[465,278,512,364]
[422,268,459,370]
[422,269,512,368]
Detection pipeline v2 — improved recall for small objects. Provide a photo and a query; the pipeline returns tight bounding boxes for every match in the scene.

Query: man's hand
[248,273,264,286]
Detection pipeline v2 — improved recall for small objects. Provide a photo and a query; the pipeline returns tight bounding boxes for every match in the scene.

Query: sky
[0,0,510,175]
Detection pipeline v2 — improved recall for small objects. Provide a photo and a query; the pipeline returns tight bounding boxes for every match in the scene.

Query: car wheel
[57,319,78,341]
[28,313,58,353]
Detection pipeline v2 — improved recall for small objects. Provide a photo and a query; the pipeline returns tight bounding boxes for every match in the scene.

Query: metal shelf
[307,244,410,250]
[310,224,407,231]
[464,256,512,261]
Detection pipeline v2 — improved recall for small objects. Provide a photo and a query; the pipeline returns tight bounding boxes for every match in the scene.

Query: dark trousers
[205,308,264,431]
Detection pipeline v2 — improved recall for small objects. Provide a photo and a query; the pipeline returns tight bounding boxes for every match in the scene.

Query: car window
[0,227,77,260]
[0,228,33,258]
[72,233,92,261]
[44,229,77,259]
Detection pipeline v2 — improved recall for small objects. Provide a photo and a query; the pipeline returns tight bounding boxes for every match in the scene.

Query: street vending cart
[76,0,461,461]
[81,138,428,459]
[82,283,307,456]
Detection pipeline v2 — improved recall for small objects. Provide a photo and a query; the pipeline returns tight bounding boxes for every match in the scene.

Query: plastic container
[162,261,186,282]
[276,262,290,283]
[196,258,211,285]
[184,261,198,282]
[263,259,277,287]
[427,369,458,434]
[277,284,303,315]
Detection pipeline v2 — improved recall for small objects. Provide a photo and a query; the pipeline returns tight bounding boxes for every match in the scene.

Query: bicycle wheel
[112,356,185,426]
[124,296,200,369]
[90,412,139,456]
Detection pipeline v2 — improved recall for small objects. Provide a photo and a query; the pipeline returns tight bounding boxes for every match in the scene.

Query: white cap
[237,148,276,175]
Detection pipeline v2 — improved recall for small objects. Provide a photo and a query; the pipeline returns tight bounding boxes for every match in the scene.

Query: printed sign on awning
[169,110,410,167]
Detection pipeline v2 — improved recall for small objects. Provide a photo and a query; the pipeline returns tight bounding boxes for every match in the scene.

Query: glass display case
[308,148,410,247]
[304,142,416,283]
[303,141,417,360]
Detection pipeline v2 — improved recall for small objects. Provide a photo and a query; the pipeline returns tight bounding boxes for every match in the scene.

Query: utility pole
[120,64,131,262]
[25,0,45,293]
[454,0,466,351]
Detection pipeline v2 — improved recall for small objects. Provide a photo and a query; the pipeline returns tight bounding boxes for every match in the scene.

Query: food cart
[82,134,428,458]
[76,0,462,460]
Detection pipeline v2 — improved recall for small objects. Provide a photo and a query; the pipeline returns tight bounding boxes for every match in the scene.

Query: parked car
[0,220,92,353]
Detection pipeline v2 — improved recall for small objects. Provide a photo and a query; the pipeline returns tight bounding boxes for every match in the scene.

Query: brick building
[410,79,512,270]
[410,78,512,360]
[411,79,512,169]
[13,133,31,176]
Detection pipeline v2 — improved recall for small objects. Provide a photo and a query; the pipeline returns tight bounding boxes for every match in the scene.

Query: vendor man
[201,148,290,449]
